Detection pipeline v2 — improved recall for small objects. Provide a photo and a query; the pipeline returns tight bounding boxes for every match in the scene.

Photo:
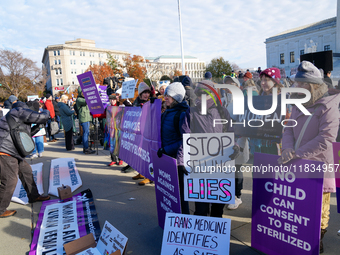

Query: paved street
[0,132,339,255]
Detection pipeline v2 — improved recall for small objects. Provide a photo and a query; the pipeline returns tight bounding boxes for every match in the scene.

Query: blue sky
[0,0,337,70]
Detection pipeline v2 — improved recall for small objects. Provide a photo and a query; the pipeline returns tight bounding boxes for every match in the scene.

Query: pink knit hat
[260,67,281,84]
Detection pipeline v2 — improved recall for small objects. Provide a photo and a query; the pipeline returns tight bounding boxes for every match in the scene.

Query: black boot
[320,229,327,253]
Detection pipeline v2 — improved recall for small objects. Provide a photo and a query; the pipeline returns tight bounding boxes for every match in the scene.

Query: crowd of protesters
[1,60,339,253]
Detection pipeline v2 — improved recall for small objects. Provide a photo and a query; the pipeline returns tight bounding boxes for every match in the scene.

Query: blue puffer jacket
[161,100,190,165]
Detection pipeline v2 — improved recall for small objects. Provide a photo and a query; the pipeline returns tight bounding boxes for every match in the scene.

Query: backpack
[6,114,35,157]
[49,121,59,135]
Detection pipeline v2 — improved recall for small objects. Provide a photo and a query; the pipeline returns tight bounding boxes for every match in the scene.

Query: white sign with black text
[161,212,231,255]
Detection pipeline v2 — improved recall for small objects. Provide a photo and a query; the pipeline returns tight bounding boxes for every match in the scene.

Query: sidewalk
[0,134,339,254]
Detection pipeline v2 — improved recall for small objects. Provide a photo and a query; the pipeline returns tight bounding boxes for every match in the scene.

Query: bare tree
[231,62,240,72]
[0,49,47,100]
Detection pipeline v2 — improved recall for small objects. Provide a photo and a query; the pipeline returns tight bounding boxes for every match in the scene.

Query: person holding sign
[115,88,132,107]
[278,61,340,254]
[223,76,250,210]
[157,82,190,214]
[255,68,285,155]
[76,87,95,154]
[131,82,154,185]
[191,80,240,217]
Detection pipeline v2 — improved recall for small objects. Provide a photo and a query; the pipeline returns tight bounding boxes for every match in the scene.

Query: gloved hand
[229,144,240,160]
[178,165,189,176]
[157,148,164,158]
[150,97,157,104]
[150,85,156,96]
[278,148,295,164]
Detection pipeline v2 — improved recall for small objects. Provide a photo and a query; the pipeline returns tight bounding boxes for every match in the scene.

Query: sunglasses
[159,80,170,85]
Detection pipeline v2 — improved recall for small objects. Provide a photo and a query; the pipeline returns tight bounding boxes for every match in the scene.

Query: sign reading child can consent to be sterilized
[161,212,231,255]
[251,153,324,255]
[183,133,235,204]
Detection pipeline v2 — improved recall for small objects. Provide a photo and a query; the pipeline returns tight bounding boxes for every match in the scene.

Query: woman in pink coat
[278,61,340,253]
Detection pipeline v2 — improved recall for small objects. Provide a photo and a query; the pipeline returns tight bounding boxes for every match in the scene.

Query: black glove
[178,165,189,176]
[157,148,164,158]
[150,97,157,104]
[229,144,240,160]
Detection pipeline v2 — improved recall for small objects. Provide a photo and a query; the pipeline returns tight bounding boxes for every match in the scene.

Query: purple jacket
[282,94,340,192]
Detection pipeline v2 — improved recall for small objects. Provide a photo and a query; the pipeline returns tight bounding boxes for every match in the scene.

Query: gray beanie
[223,75,240,87]
[8,95,18,104]
[138,82,151,95]
[164,82,186,103]
[295,61,323,84]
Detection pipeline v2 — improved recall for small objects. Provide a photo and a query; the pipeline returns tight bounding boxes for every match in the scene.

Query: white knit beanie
[138,82,151,95]
[164,82,186,103]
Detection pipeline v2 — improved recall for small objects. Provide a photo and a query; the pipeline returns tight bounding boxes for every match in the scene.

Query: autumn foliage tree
[0,49,46,101]
[122,55,147,86]
[173,69,182,77]
[85,63,118,85]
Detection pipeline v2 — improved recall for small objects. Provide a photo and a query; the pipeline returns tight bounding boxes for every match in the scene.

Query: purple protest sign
[251,153,323,255]
[77,71,105,115]
[151,149,181,229]
[29,189,100,255]
[98,85,109,105]
[119,100,161,181]
[332,142,340,213]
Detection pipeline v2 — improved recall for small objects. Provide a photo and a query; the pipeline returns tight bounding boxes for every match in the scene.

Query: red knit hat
[260,67,281,84]
[244,71,253,79]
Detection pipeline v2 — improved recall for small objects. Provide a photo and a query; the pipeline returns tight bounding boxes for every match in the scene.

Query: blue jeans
[33,136,44,154]
[81,121,90,150]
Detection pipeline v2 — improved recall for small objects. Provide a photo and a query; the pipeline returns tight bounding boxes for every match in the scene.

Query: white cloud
[0,0,337,70]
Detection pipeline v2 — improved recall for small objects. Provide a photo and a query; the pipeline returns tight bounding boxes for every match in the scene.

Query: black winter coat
[0,102,49,159]
[52,100,60,116]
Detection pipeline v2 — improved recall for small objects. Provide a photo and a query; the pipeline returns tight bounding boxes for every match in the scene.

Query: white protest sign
[78,221,128,255]
[11,163,44,205]
[1,109,9,116]
[121,79,137,99]
[76,247,101,255]
[161,212,231,255]
[37,201,79,255]
[48,158,82,197]
[183,133,235,204]
[27,95,39,101]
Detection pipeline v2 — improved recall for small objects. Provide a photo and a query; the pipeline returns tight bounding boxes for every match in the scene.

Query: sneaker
[38,153,43,157]
[30,154,38,159]
[132,173,144,180]
[138,178,154,186]
[228,197,242,210]
[118,160,124,165]
[121,165,130,171]
[121,166,134,173]
[84,149,96,154]
[108,162,116,166]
